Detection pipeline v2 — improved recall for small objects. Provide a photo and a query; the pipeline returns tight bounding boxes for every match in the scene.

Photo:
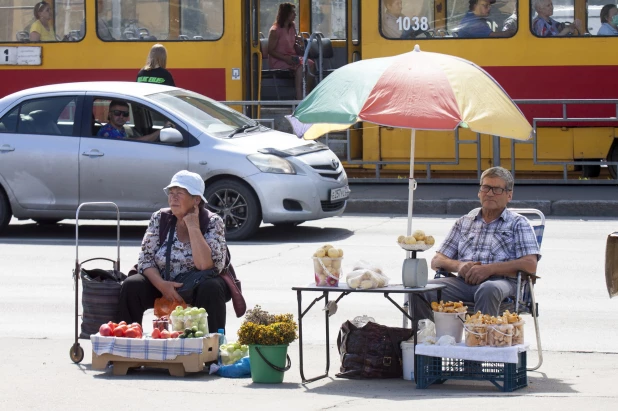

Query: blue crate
[415,351,527,392]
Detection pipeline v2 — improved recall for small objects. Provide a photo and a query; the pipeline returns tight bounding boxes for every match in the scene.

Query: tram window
[260,0,300,38]
[180,0,223,40]
[587,0,617,35]
[312,0,347,39]
[98,0,170,41]
[352,0,360,43]
[530,0,582,37]
[0,0,84,43]
[445,0,516,38]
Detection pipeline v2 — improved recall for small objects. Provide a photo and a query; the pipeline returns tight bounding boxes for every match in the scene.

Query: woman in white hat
[118,170,229,332]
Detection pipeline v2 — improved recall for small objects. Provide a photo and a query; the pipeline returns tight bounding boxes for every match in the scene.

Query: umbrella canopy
[288,45,532,141]
[287,45,532,238]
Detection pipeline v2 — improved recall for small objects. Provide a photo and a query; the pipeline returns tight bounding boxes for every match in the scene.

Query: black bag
[174,268,220,303]
[336,320,413,379]
[80,268,126,338]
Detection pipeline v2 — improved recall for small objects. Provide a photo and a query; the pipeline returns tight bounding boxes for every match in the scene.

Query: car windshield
[148,89,259,137]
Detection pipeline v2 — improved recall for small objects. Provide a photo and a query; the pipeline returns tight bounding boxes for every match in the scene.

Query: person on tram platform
[457,0,515,38]
[412,167,541,318]
[96,100,161,142]
[598,4,618,36]
[532,0,582,36]
[267,2,316,100]
[136,44,176,86]
[29,1,57,42]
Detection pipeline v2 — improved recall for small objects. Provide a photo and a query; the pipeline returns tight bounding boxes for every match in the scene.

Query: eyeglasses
[479,185,510,195]
[111,110,130,117]
[167,190,188,198]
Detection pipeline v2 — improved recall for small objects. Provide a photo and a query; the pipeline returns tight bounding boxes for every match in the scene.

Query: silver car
[0,82,349,240]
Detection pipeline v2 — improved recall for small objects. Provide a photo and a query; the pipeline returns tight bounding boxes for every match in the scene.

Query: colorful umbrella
[287,45,532,236]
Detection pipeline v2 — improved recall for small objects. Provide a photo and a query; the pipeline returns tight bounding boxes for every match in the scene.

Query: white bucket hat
[163,170,207,204]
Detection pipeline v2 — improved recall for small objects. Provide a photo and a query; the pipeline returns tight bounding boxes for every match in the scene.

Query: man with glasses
[97,100,160,142]
[415,167,540,317]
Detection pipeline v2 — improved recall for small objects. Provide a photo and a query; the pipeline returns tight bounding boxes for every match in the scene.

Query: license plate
[330,186,350,202]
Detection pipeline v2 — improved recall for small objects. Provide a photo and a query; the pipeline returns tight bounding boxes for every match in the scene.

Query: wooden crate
[91,336,218,376]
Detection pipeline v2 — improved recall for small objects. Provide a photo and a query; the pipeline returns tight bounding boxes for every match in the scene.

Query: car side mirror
[160,127,183,143]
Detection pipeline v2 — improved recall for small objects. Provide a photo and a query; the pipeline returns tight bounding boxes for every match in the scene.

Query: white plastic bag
[345,260,389,289]
[417,319,437,344]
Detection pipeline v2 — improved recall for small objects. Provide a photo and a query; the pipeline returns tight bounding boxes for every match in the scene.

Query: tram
[1,0,617,180]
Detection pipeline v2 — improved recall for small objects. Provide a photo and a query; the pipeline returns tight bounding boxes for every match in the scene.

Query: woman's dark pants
[118,274,230,333]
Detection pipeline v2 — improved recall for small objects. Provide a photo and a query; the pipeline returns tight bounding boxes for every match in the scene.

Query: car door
[78,96,188,212]
[0,95,82,210]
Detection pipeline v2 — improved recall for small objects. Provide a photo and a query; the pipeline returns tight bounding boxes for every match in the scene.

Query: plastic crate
[415,351,527,392]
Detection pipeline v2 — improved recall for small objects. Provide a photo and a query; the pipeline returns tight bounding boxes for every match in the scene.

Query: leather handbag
[336,320,413,379]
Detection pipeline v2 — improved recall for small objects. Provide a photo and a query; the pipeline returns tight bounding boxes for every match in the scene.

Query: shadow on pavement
[0,221,354,246]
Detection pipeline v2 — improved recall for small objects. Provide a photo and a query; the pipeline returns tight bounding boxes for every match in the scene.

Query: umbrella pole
[407,129,416,237]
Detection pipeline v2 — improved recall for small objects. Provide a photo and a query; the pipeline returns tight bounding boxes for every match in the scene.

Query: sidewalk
[345,183,618,217]
[3,337,617,410]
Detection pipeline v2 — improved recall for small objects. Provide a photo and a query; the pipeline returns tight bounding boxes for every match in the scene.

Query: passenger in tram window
[136,44,176,87]
[267,3,316,100]
[381,0,428,39]
[531,0,582,36]
[597,4,618,35]
[457,0,515,38]
[79,0,114,40]
[29,1,57,42]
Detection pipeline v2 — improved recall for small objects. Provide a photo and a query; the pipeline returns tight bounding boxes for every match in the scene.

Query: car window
[148,89,257,137]
[91,98,180,144]
[4,97,78,136]
[0,106,19,133]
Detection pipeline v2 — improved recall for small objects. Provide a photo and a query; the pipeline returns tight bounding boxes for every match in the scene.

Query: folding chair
[404,208,545,371]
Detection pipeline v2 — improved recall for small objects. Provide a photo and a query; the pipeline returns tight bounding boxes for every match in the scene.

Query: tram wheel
[582,164,601,178]
[608,143,618,180]
[70,343,84,363]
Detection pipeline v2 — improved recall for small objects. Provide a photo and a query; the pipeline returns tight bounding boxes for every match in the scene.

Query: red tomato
[113,325,128,337]
[130,322,143,333]
[151,328,161,339]
[125,328,139,338]
[170,331,180,339]
[107,321,116,332]
[160,330,171,339]
[119,321,127,326]
[99,324,113,337]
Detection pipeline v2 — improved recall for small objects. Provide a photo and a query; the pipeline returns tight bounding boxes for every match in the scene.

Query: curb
[344,199,618,217]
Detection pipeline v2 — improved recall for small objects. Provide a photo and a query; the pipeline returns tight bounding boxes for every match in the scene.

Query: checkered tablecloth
[91,333,208,361]
[415,342,529,364]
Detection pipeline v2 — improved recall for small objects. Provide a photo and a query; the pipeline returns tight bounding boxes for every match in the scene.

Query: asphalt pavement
[345,183,618,217]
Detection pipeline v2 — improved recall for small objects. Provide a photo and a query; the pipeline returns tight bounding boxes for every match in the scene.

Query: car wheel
[0,189,11,233]
[34,218,62,225]
[205,179,261,241]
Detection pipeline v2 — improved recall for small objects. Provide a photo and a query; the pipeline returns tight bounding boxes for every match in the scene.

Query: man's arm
[464,254,538,285]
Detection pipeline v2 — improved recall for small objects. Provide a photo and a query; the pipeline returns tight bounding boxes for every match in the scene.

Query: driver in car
[97,100,162,142]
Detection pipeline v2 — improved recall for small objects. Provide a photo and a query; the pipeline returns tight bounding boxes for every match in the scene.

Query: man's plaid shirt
[438,208,540,266]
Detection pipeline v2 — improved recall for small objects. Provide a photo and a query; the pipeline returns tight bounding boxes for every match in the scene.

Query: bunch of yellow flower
[237,305,298,346]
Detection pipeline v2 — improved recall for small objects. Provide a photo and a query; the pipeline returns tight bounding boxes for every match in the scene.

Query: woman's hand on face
[161,280,184,302]
[183,204,200,230]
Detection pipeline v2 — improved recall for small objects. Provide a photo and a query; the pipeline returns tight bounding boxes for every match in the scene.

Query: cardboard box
[91,336,218,376]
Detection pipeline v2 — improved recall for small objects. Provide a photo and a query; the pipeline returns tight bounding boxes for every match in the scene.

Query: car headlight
[247,153,296,174]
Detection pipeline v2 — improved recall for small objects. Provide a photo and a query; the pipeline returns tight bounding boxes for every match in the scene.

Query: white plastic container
[434,311,465,343]
[401,341,415,381]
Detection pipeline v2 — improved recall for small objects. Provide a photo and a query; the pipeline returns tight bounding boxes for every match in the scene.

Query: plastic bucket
[401,341,415,381]
[434,311,465,343]
[313,257,342,286]
[249,344,291,383]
